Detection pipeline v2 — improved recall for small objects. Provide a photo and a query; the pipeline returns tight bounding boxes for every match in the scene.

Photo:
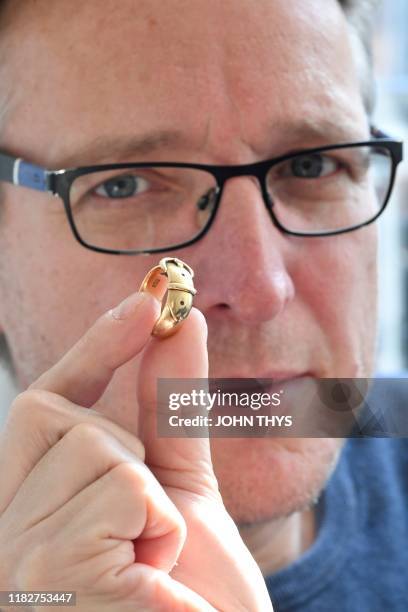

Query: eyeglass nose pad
[196,186,220,212]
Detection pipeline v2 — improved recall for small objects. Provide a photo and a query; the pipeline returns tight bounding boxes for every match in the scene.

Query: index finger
[0,291,159,514]
[30,290,160,407]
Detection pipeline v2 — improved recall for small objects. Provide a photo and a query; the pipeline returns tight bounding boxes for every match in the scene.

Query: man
[0,0,405,609]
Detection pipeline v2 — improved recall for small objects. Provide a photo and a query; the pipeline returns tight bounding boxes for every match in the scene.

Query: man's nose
[190,177,295,324]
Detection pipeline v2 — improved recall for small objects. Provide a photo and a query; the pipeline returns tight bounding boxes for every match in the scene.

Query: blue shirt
[265,437,408,611]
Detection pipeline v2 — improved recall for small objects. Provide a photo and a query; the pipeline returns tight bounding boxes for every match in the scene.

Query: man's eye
[94,175,150,198]
[288,154,338,179]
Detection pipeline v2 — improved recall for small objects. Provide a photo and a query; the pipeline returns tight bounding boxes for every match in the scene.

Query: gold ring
[139,257,197,338]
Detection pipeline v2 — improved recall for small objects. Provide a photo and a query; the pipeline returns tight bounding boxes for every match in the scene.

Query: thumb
[137,307,218,498]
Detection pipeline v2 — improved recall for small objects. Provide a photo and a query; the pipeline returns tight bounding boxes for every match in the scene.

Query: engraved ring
[139,257,197,338]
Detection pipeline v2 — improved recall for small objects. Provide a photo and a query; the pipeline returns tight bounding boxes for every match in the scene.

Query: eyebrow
[272,118,369,149]
[55,118,369,169]
[57,130,186,168]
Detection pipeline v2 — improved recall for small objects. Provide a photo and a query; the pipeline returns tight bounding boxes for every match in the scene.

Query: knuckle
[65,422,123,465]
[66,421,107,447]
[108,461,146,492]
[95,416,146,461]
[66,422,145,465]
[125,435,145,462]
[8,389,55,424]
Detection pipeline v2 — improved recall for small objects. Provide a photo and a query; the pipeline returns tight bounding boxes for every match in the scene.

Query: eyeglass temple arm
[0,151,50,192]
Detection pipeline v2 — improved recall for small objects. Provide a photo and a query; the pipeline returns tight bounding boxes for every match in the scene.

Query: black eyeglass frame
[0,128,403,255]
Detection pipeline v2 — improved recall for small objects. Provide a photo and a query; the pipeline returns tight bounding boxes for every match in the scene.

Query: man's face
[0,0,377,523]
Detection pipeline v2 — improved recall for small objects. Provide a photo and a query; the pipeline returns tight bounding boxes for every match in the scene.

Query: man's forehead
[7,0,350,73]
[1,0,367,166]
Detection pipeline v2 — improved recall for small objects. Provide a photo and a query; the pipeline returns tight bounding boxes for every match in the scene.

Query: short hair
[338,0,381,115]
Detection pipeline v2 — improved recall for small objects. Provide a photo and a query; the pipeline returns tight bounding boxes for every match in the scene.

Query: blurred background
[374,0,408,372]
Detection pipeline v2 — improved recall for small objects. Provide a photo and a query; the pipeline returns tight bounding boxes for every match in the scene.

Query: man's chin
[210,437,344,524]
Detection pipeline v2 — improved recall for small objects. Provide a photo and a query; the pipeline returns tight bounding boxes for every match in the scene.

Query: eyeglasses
[0,128,403,255]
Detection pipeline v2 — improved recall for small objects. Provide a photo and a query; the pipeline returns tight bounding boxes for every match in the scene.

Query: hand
[0,290,272,611]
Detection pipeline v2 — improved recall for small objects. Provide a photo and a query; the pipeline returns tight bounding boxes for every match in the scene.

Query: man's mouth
[207,374,313,428]
[208,373,311,395]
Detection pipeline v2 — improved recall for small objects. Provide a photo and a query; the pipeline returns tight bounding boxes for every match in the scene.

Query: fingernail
[110,291,151,321]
